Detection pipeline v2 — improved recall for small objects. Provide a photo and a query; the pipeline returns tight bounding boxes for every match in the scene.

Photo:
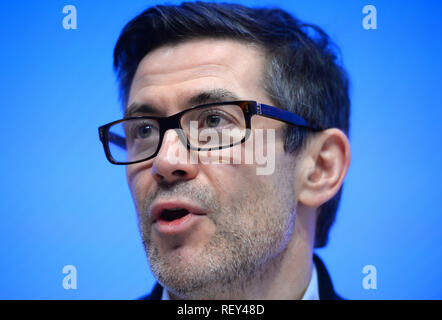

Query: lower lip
[154,213,203,235]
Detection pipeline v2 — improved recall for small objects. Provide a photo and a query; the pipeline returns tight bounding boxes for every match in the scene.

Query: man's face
[126,39,302,299]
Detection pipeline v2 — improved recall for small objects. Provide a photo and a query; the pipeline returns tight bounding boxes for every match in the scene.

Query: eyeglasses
[98,100,322,165]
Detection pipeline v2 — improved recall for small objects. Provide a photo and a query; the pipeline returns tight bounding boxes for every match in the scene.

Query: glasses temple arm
[107,131,127,150]
[257,103,321,130]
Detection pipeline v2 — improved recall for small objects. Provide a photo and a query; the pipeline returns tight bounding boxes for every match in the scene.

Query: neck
[240,215,314,300]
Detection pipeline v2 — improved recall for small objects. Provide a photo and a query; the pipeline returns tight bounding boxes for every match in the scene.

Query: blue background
[1,0,441,299]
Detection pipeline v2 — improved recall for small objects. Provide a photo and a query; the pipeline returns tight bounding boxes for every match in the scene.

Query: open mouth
[160,208,190,222]
[151,201,206,234]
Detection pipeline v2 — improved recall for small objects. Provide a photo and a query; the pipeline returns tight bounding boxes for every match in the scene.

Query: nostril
[172,169,187,177]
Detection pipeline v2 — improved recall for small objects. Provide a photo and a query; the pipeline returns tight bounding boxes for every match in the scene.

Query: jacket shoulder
[138,282,163,300]
[313,253,345,300]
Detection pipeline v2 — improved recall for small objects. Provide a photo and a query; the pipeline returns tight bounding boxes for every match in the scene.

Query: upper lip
[150,199,207,222]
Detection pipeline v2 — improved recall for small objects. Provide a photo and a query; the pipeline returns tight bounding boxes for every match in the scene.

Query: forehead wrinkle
[129,67,243,114]
[128,76,242,115]
[133,39,265,88]
[134,63,238,87]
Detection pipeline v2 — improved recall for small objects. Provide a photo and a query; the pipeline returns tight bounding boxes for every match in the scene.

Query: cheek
[126,164,154,212]
[198,130,289,202]
[199,159,258,196]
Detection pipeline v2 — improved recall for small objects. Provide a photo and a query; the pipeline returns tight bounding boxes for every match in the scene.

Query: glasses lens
[107,118,160,163]
[181,104,246,149]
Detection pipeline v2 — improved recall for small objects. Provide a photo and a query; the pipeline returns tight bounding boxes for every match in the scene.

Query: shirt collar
[301,262,319,300]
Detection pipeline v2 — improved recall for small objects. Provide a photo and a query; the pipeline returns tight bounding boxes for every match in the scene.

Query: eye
[198,110,234,129]
[205,114,222,128]
[137,124,153,139]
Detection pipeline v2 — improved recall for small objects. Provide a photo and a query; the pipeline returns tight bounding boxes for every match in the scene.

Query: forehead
[127,38,268,111]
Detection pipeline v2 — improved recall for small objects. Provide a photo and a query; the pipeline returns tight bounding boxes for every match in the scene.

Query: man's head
[112,2,350,299]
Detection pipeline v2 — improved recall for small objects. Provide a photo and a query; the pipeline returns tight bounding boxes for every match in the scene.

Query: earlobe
[298,129,351,208]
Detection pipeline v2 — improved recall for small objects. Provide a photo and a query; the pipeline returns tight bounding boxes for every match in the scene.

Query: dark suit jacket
[139,254,343,300]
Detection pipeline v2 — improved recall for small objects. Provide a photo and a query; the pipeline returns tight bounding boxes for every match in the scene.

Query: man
[99,2,351,300]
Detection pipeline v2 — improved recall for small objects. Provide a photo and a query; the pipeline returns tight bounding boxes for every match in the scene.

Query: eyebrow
[124,88,240,118]
[124,103,159,118]
[187,88,240,106]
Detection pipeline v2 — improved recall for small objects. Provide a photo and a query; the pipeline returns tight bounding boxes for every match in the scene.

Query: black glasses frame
[98,100,323,165]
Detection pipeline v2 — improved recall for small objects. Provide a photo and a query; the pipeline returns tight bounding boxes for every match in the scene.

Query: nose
[151,129,198,185]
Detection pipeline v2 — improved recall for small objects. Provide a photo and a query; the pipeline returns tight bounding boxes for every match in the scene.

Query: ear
[297,129,351,207]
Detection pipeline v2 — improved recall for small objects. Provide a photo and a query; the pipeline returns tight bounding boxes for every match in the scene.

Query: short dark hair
[113,1,350,248]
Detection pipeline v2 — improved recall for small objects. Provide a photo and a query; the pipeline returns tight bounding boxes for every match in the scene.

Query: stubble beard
[139,179,296,299]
